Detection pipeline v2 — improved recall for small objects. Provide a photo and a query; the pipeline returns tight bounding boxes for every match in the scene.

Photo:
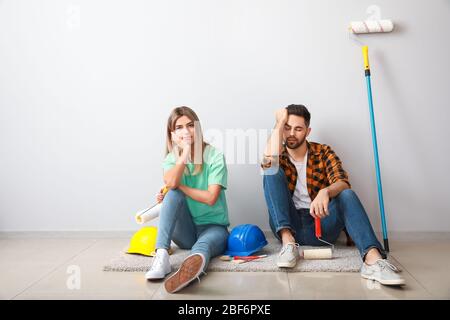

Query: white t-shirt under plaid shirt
[288,152,312,210]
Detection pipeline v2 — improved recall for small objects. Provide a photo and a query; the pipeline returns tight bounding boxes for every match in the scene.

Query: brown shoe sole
[164,254,204,293]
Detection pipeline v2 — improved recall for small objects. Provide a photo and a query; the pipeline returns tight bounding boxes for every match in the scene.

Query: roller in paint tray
[302,218,334,260]
[349,19,394,34]
[134,186,169,224]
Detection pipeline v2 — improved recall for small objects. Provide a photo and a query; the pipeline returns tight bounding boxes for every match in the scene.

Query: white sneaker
[277,243,300,268]
[164,253,206,293]
[145,249,171,280]
[361,259,405,286]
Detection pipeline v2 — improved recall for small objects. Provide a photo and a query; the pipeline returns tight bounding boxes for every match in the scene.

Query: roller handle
[154,185,169,206]
[362,46,370,72]
[140,185,169,214]
[315,217,322,238]
[160,185,169,195]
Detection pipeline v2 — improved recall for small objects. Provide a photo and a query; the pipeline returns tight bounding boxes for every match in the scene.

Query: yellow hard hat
[127,226,161,257]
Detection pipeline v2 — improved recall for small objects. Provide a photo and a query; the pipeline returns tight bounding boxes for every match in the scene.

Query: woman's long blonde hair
[166,106,207,175]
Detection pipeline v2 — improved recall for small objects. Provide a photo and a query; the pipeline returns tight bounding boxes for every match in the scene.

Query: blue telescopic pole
[362,46,389,252]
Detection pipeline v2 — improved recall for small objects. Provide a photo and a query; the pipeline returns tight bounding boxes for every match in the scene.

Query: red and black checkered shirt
[261,141,351,201]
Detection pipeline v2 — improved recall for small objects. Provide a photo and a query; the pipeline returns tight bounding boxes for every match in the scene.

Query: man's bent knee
[337,188,356,200]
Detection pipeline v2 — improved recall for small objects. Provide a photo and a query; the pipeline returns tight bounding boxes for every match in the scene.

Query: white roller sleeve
[303,248,333,260]
[349,19,394,34]
[135,203,162,224]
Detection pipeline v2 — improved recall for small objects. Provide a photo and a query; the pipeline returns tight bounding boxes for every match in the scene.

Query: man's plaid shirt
[261,141,351,200]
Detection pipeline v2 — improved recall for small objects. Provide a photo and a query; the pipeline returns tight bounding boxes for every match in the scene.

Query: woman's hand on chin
[172,131,192,150]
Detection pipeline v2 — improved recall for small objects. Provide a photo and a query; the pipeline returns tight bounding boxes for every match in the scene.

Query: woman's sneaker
[277,243,300,268]
[361,259,406,286]
[145,249,171,280]
[164,253,206,293]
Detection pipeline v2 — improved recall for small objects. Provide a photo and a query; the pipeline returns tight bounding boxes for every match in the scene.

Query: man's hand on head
[275,108,288,127]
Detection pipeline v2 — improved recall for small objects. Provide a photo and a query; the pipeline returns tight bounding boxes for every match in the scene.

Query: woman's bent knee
[164,189,185,203]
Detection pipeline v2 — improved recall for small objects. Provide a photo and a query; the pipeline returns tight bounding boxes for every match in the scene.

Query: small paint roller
[135,186,169,224]
[302,218,333,260]
[349,19,394,34]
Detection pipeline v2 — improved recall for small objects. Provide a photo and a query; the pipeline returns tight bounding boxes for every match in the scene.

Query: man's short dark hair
[286,104,310,127]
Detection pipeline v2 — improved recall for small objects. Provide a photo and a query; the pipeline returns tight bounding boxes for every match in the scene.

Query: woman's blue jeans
[156,189,229,270]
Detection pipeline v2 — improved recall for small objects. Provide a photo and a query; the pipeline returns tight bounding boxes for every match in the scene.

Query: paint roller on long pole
[349,19,394,252]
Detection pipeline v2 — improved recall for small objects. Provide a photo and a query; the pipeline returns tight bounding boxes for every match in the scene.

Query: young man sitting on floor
[261,104,405,286]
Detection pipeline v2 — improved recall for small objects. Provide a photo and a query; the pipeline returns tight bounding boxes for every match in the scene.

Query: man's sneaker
[277,243,300,268]
[361,259,406,286]
[164,253,206,293]
[145,249,171,280]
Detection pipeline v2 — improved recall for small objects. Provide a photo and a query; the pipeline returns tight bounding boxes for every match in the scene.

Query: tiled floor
[1,232,448,300]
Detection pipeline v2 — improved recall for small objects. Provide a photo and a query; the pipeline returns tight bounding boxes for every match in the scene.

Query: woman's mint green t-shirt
[162,145,229,226]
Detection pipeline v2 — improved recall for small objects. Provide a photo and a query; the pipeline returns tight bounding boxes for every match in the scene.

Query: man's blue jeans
[263,168,386,260]
[156,189,229,270]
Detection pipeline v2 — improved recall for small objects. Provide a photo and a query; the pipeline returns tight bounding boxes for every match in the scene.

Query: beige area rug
[103,239,364,273]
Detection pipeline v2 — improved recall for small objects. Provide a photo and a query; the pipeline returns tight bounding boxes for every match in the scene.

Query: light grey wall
[1,0,449,232]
